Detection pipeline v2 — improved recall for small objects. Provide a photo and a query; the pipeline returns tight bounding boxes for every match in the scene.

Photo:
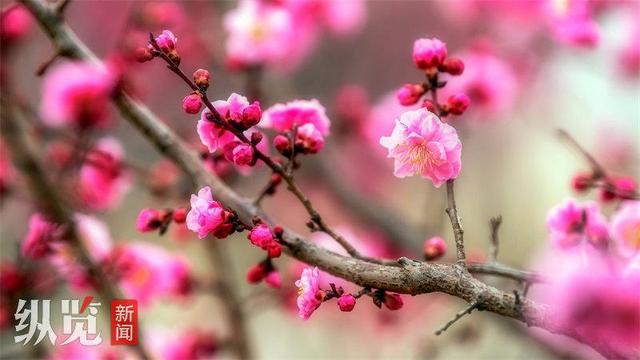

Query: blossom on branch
[186,186,236,239]
[379,108,462,187]
[546,199,609,249]
[295,267,323,320]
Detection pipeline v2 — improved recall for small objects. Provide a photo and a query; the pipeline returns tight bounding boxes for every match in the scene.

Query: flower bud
[614,176,637,199]
[250,131,264,145]
[274,134,291,155]
[246,263,267,284]
[296,123,325,154]
[598,181,617,202]
[337,294,356,312]
[440,57,465,75]
[264,271,282,289]
[397,84,425,106]
[423,236,447,261]
[232,144,255,166]
[446,93,470,115]
[134,46,155,63]
[193,69,211,90]
[273,225,284,238]
[136,208,162,232]
[571,172,592,192]
[155,30,177,52]
[421,99,437,113]
[267,242,282,258]
[182,94,202,114]
[383,293,403,310]
[172,208,188,224]
[413,38,448,70]
[242,102,262,128]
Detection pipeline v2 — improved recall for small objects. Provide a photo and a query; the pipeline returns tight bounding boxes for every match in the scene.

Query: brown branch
[18,2,638,358]
[445,180,466,267]
[0,91,152,360]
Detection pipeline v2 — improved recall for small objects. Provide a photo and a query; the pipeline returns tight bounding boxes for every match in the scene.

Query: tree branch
[445,180,466,267]
[18,1,637,357]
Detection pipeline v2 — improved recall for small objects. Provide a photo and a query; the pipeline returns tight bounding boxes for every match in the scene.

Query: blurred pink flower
[136,208,163,233]
[0,5,31,43]
[0,144,13,196]
[295,266,323,320]
[380,108,462,187]
[423,236,447,261]
[78,138,132,211]
[186,186,233,239]
[21,214,60,260]
[158,329,218,360]
[545,255,640,353]
[224,0,316,71]
[545,0,599,48]
[363,91,416,150]
[40,61,115,129]
[412,37,447,70]
[618,20,640,77]
[48,342,122,360]
[111,243,192,306]
[546,199,609,249]
[262,99,331,135]
[443,48,517,117]
[611,201,640,257]
[281,0,365,36]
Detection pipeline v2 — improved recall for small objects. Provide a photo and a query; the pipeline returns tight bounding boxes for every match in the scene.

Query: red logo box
[110,299,138,345]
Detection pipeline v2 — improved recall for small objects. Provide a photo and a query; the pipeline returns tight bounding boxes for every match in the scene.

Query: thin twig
[445,180,466,267]
[557,129,606,178]
[435,301,479,335]
[467,262,548,284]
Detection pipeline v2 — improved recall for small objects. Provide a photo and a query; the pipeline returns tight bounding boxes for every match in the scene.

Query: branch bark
[18,1,637,358]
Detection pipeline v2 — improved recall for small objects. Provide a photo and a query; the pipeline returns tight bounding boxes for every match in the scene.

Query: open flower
[21,214,60,260]
[610,201,640,257]
[295,267,323,320]
[262,99,331,136]
[546,199,609,249]
[186,186,234,239]
[78,138,132,211]
[40,61,115,129]
[412,37,447,70]
[379,108,462,187]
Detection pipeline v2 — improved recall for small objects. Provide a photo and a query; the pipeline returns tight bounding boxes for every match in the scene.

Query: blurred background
[0,0,638,359]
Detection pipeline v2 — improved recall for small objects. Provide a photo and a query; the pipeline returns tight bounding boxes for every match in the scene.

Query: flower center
[400,141,444,175]
[623,222,640,250]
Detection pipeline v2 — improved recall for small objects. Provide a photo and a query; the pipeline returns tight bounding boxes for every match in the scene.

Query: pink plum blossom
[155,30,177,53]
[280,0,365,36]
[546,199,609,249]
[40,61,115,129]
[295,267,323,320]
[110,243,192,306]
[197,93,259,153]
[610,201,640,257]
[224,0,316,71]
[186,186,233,239]
[0,5,31,43]
[156,329,218,360]
[545,0,599,48]
[136,208,163,232]
[248,223,281,258]
[544,255,640,353]
[78,138,132,211]
[21,213,60,260]
[379,108,462,187]
[412,37,448,70]
[262,99,331,136]
[337,294,356,312]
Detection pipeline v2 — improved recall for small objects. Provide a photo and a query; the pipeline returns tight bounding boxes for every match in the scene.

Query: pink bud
[155,30,177,52]
[296,123,325,154]
[383,293,403,310]
[242,102,262,128]
[0,5,31,43]
[421,99,437,113]
[413,38,448,70]
[613,176,637,199]
[134,46,155,63]
[397,84,425,106]
[274,134,291,155]
[599,181,617,202]
[231,144,254,166]
[248,224,273,248]
[446,93,470,115]
[182,94,202,114]
[267,242,282,258]
[440,57,465,75]
[264,271,282,289]
[250,131,264,145]
[571,172,592,192]
[246,263,267,284]
[424,236,447,261]
[136,208,162,232]
[337,294,356,312]
[193,69,211,90]
[172,208,187,224]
